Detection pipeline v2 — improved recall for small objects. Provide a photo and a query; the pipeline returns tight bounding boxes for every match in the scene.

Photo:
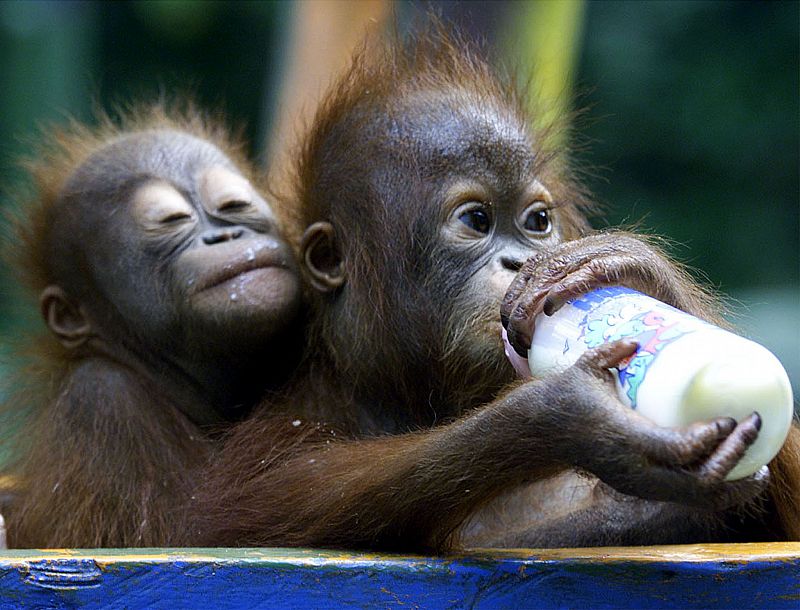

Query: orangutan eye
[160,212,193,224]
[522,208,552,234]
[133,181,196,234]
[218,200,251,213]
[458,208,491,234]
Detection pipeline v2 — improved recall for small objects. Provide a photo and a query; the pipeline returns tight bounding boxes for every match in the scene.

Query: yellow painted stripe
[0,542,797,564]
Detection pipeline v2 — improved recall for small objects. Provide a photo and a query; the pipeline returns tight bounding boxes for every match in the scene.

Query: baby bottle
[503,286,794,480]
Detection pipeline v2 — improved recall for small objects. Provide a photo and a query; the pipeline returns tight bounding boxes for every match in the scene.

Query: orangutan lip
[203,263,273,290]
[193,254,289,293]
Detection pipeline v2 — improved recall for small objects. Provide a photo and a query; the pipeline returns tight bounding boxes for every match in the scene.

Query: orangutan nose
[202,227,245,245]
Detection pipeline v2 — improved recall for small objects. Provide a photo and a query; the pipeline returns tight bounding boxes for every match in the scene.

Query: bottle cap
[680,352,794,480]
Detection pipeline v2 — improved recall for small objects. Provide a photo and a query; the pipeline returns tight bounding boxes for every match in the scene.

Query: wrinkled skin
[501,233,722,356]
[190,33,788,553]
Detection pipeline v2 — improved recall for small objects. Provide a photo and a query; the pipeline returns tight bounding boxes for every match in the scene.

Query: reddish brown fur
[0,104,291,548]
[770,423,800,539]
[192,27,799,551]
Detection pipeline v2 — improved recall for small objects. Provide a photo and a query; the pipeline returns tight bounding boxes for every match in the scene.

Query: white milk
[524,287,794,480]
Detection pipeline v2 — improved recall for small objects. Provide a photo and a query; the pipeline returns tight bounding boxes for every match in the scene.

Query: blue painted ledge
[0,543,798,609]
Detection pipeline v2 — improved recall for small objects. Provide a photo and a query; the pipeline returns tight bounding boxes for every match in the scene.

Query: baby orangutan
[192,27,798,551]
[0,106,303,548]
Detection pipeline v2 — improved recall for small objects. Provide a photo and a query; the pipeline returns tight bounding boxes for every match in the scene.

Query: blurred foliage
[575,1,798,293]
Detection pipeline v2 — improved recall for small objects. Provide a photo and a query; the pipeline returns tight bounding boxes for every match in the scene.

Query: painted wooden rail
[0,543,798,609]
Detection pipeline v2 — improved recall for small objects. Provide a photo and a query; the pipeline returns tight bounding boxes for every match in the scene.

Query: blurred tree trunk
[263,0,391,194]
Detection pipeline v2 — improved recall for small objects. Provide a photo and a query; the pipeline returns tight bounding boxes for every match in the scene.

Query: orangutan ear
[40,285,92,349]
[301,221,345,293]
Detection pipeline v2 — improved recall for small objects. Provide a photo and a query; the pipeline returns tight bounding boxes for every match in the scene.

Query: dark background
[0,0,797,391]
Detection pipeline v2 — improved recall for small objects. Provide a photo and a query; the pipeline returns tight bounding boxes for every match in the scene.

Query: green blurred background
[0,0,797,394]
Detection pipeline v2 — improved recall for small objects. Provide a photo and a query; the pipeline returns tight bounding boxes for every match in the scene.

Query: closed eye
[218,200,252,213]
[160,212,193,224]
